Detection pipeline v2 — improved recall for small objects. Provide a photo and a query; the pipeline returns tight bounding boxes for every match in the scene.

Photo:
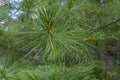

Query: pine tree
[0,0,120,80]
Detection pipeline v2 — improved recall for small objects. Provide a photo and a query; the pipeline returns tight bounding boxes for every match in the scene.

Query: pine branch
[88,17,120,35]
[101,17,120,28]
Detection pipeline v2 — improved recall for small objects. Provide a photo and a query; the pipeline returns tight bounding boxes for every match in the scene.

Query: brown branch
[88,17,120,35]
[101,17,120,28]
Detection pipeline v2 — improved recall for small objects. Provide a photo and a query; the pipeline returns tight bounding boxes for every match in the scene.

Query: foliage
[0,0,120,80]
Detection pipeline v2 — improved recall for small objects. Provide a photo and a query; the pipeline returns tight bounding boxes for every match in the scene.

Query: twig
[88,17,120,35]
